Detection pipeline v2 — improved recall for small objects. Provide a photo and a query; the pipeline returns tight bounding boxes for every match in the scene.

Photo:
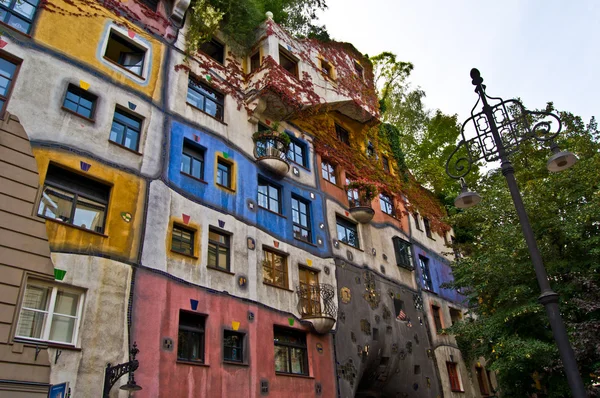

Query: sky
[318,0,598,126]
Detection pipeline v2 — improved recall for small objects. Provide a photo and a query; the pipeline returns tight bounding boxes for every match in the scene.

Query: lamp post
[446,68,586,397]
[102,342,142,397]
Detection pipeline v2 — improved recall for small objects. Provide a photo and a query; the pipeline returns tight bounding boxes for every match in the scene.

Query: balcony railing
[296,283,337,334]
[253,134,290,178]
[347,189,375,223]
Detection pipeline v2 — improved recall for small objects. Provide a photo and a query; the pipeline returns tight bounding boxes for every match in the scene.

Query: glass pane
[191,158,202,179]
[292,209,299,224]
[0,75,9,96]
[218,247,228,269]
[290,347,306,374]
[114,110,140,128]
[268,185,278,200]
[181,154,191,174]
[274,345,289,372]
[300,213,307,227]
[7,14,29,33]
[78,96,93,110]
[38,187,73,222]
[205,99,217,117]
[207,243,217,267]
[269,198,278,212]
[54,290,79,316]
[109,122,125,145]
[73,197,105,232]
[124,128,139,150]
[337,224,347,242]
[49,314,75,343]
[13,0,35,19]
[258,192,268,209]
[262,263,274,284]
[187,88,204,109]
[23,284,51,310]
[178,330,202,361]
[65,91,79,103]
[78,106,91,118]
[0,0,10,8]
[17,309,46,339]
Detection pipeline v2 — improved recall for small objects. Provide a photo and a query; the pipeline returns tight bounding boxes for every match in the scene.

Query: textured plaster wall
[410,213,455,262]
[142,180,337,319]
[334,260,441,398]
[47,253,131,398]
[131,268,336,398]
[412,243,464,304]
[433,345,478,398]
[32,148,146,263]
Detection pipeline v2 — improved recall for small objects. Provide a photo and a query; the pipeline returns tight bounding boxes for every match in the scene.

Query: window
[172,224,195,256]
[450,308,462,325]
[16,281,83,345]
[279,47,298,78]
[139,0,158,11]
[346,177,360,208]
[258,178,281,214]
[216,159,232,188]
[423,217,433,238]
[432,305,443,333]
[379,194,394,216]
[354,61,364,80]
[476,366,490,396]
[199,38,225,64]
[0,0,39,34]
[335,123,350,145]
[177,311,205,362]
[250,51,261,73]
[287,137,307,167]
[392,237,412,270]
[446,362,463,392]
[0,54,19,116]
[262,248,288,288]
[207,228,230,271]
[298,267,320,316]
[273,327,308,375]
[366,141,375,158]
[109,107,142,151]
[104,30,146,77]
[223,330,244,362]
[187,77,224,121]
[321,161,336,184]
[320,59,332,77]
[291,196,311,242]
[413,213,421,230]
[393,298,406,320]
[62,84,97,120]
[37,164,110,233]
[382,156,390,172]
[419,255,433,291]
[181,140,205,180]
[336,216,359,248]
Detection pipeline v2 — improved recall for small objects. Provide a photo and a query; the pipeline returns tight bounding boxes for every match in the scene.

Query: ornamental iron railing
[296,283,337,320]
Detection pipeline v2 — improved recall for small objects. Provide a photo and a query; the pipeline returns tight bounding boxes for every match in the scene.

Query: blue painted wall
[412,243,464,304]
[167,121,330,257]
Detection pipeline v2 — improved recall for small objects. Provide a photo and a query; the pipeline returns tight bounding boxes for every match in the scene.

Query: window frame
[199,38,225,64]
[320,59,333,79]
[392,236,412,270]
[177,310,206,363]
[382,156,390,172]
[257,178,282,214]
[216,158,232,189]
[423,217,433,239]
[109,106,143,152]
[431,304,443,333]
[37,164,110,234]
[379,193,394,216]
[180,139,206,182]
[321,161,337,184]
[223,329,245,363]
[476,366,490,396]
[186,76,225,122]
[103,28,148,79]
[413,212,422,230]
[273,326,309,376]
[419,255,434,291]
[336,215,359,248]
[171,223,195,257]
[278,46,299,79]
[249,51,261,73]
[449,308,462,325]
[446,362,463,392]
[335,123,350,145]
[0,51,20,118]
[15,280,84,346]
[262,247,288,289]
[207,227,231,272]
[0,0,40,35]
[291,195,311,243]
[286,135,308,168]
[354,60,364,80]
[61,83,97,121]
[345,177,360,208]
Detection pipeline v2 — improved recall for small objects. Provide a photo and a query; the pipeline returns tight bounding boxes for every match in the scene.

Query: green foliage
[447,109,600,396]
[186,0,328,55]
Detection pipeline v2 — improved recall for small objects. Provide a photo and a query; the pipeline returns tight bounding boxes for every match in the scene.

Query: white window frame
[15,280,85,346]
[99,24,152,84]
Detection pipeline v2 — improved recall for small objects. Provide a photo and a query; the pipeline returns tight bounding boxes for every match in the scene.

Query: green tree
[447,107,600,397]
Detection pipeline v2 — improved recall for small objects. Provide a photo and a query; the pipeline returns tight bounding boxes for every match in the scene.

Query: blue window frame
[109,108,142,151]
[62,84,96,120]
[287,136,307,168]
[258,178,281,214]
[181,140,205,181]
[0,0,39,34]
[419,255,433,291]
[216,160,231,188]
[187,77,224,121]
[291,196,311,242]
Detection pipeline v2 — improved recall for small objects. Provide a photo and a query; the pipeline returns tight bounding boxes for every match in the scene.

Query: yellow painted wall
[33,148,146,263]
[34,0,164,100]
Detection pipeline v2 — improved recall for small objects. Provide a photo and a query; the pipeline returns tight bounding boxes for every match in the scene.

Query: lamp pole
[102,342,142,397]
[446,69,586,397]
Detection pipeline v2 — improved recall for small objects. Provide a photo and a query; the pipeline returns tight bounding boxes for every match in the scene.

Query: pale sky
[319,0,598,126]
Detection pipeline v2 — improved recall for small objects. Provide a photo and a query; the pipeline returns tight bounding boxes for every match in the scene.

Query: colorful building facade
[0,0,494,397]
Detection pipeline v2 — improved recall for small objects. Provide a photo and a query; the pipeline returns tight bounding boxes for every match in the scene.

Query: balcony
[253,130,290,178]
[296,283,337,334]
[347,183,377,223]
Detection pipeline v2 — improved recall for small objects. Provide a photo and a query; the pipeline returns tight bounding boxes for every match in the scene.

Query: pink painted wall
[131,269,336,397]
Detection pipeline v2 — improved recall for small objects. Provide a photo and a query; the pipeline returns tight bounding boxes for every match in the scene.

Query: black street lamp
[102,342,142,397]
[446,68,586,397]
